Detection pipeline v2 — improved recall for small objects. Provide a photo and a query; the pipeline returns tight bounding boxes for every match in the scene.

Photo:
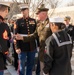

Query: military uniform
[65,24,74,41]
[43,31,73,75]
[15,3,37,75]
[16,17,37,52]
[0,15,11,70]
[43,17,73,75]
[0,2,11,75]
[64,16,74,41]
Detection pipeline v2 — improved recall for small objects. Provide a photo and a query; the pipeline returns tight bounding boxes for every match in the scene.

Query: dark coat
[65,24,74,41]
[15,17,37,52]
[43,30,73,75]
[0,16,11,70]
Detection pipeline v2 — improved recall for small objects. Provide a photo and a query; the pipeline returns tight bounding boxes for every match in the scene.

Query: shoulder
[16,17,24,25]
[45,35,54,45]
[1,22,8,27]
[69,24,74,27]
[69,24,74,30]
[16,17,23,22]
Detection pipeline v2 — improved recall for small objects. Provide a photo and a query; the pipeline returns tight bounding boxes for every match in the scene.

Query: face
[37,11,48,21]
[50,23,58,33]
[21,9,29,18]
[64,19,70,25]
[3,7,9,18]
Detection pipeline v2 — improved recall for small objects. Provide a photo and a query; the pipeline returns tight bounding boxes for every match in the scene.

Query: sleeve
[7,24,11,48]
[14,20,20,49]
[72,26,74,41]
[21,26,40,47]
[33,19,40,47]
[43,40,54,74]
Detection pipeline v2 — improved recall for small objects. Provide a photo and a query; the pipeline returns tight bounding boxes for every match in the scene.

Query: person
[0,2,11,75]
[64,16,74,41]
[15,4,52,75]
[43,17,73,75]
[14,3,37,75]
[9,20,18,70]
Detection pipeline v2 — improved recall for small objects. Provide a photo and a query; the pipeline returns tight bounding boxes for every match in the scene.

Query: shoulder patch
[29,20,35,24]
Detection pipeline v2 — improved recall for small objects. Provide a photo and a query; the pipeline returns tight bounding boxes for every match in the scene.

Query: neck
[23,16,29,19]
[52,28,60,33]
[0,12,4,18]
[65,22,69,25]
[23,14,29,19]
[0,14,4,21]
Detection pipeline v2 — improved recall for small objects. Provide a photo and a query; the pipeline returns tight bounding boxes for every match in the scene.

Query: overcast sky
[3,0,74,7]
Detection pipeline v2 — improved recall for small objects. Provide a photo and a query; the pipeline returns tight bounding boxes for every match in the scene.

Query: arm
[7,25,11,48]
[13,20,21,54]
[43,39,54,74]
[15,28,38,42]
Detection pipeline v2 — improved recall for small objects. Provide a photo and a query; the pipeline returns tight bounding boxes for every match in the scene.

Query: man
[43,17,73,75]
[15,4,52,75]
[15,3,37,75]
[64,16,74,41]
[0,2,11,75]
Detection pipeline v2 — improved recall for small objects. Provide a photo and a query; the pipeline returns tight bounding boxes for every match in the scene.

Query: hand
[15,34,23,40]
[4,51,9,55]
[16,48,21,54]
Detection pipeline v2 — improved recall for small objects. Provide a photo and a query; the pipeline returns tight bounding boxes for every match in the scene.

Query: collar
[23,16,30,20]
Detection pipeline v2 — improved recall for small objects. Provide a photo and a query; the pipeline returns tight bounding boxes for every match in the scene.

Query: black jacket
[15,17,37,52]
[65,24,74,41]
[0,16,11,70]
[43,30,73,75]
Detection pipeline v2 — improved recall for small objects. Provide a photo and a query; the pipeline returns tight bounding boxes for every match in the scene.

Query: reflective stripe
[45,36,53,60]
[52,33,72,47]
[45,37,51,55]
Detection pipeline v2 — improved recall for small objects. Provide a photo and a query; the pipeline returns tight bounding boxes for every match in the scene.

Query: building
[48,6,74,24]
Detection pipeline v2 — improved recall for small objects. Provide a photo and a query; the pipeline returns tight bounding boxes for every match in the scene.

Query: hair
[55,23,66,29]
[0,5,8,11]
[21,8,28,11]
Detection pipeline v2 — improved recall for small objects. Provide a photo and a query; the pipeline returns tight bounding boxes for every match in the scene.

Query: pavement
[4,51,74,75]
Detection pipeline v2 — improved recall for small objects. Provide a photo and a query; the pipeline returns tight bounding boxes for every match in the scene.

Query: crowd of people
[0,2,74,75]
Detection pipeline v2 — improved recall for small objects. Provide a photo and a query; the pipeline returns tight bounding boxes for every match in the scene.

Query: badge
[29,21,35,25]
[3,30,8,40]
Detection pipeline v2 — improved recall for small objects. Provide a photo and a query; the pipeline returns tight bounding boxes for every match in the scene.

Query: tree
[5,0,63,19]
[66,0,74,6]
